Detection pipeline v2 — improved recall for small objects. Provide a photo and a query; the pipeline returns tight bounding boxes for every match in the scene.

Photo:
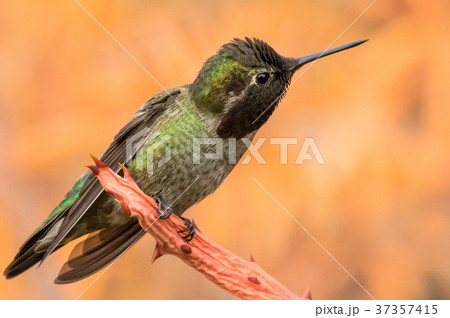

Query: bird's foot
[178,216,195,241]
[156,197,173,219]
[155,196,195,241]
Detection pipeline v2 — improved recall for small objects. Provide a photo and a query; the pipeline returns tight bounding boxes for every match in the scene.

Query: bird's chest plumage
[128,102,254,215]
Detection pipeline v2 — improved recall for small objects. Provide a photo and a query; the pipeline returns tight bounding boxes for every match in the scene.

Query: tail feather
[4,173,89,279]
[4,172,144,283]
[4,249,45,279]
[55,221,144,284]
[4,213,65,279]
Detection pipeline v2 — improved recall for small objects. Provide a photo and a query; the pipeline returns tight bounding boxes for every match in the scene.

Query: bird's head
[191,37,367,138]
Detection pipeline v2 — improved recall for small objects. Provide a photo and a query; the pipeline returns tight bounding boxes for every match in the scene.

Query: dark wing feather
[54,221,145,284]
[3,212,66,278]
[42,88,181,262]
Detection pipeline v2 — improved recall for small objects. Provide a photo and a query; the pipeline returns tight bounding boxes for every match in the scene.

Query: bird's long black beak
[289,39,368,71]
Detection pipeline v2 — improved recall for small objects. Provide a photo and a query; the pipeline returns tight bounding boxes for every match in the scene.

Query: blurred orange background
[0,0,449,299]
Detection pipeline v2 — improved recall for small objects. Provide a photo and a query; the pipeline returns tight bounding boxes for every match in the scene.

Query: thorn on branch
[192,219,201,233]
[303,287,312,300]
[115,199,131,216]
[152,244,163,263]
[85,165,99,175]
[118,162,132,178]
[89,154,106,168]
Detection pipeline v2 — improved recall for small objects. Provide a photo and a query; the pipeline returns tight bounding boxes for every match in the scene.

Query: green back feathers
[129,98,205,174]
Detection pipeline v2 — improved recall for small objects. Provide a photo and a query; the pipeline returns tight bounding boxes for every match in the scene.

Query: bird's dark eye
[256,72,270,86]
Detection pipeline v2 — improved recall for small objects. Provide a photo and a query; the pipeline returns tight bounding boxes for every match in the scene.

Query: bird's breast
[128,107,254,215]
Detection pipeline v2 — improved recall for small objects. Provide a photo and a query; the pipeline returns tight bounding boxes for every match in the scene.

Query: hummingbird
[4,37,367,284]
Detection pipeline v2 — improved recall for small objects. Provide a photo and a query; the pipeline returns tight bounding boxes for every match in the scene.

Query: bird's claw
[178,216,195,241]
[155,196,195,241]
